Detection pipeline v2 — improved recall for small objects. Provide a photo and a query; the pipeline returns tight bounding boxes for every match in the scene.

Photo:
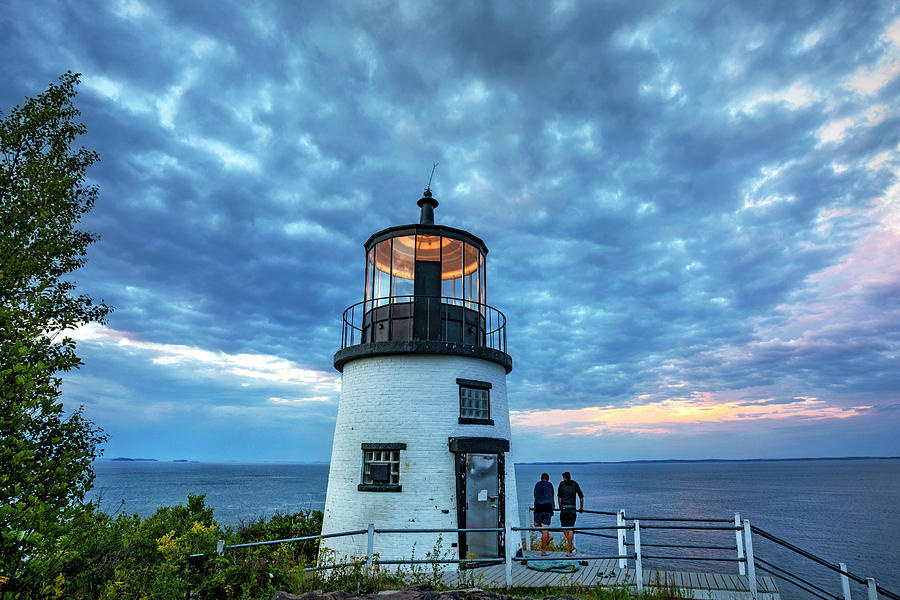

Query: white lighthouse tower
[321,189,519,564]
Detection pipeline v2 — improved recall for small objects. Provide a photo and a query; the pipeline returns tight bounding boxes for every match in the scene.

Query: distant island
[109,457,158,462]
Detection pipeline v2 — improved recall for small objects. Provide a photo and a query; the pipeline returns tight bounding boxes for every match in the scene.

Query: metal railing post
[840,563,852,600]
[744,520,757,600]
[617,509,627,569]
[735,512,746,575]
[505,519,514,588]
[217,539,225,555]
[367,523,375,570]
[634,520,643,592]
[867,578,877,600]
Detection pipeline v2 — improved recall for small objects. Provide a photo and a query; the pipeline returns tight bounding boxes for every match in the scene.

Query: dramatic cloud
[3,0,898,461]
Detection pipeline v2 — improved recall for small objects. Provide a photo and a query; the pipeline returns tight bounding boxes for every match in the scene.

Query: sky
[2,0,899,463]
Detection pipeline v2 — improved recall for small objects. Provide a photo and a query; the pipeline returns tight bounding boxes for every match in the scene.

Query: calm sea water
[89,459,900,598]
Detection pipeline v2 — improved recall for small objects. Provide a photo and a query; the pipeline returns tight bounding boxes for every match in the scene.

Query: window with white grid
[362,448,400,485]
[458,378,492,424]
[359,443,405,492]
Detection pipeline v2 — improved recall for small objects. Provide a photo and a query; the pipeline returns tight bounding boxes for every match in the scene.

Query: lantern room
[334,189,510,373]
[364,227,485,310]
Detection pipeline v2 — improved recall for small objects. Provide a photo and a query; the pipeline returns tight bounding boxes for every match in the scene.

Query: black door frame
[448,437,509,560]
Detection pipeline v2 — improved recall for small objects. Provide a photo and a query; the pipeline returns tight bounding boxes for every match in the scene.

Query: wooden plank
[662,570,679,588]
[723,572,743,591]
[692,571,705,589]
[600,566,625,587]
[534,565,565,588]
[530,569,555,588]
[690,570,704,590]
[534,567,562,588]
[511,563,533,587]
[694,571,709,590]
[712,572,730,590]
[517,566,545,588]
[521,558,555,587]
[684,572,697,589]
[581,559,607,585]
[477,563,503,586]
[515,563,545,588]
[596,564,617,587]
[722,572,740,590]
[609,567,630,587]
[579,559,603,585]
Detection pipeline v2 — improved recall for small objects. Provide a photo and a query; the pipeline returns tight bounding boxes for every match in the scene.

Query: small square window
[362,449,400,485]
[359,443,405,492]
[457,378,493,424]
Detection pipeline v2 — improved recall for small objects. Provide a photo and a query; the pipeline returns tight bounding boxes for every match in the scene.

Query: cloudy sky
[3,0,899,462]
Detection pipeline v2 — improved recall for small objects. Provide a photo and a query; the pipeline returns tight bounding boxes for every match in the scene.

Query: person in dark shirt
[532,473,554,555]
[557,471,584,556]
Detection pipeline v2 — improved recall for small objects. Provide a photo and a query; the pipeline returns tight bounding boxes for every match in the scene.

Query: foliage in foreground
[0,494,326,599]
[0,492,689,600]
[0,72,110,597]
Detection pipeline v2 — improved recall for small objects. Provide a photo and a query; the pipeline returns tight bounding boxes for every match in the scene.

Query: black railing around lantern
[339,295,507,354]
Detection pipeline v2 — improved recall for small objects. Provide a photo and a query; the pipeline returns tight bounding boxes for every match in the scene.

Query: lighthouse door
[464,453,500,558]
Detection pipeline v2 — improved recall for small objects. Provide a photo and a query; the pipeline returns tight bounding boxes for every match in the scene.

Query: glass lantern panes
[459,386,490,420]
[363,449,401,485]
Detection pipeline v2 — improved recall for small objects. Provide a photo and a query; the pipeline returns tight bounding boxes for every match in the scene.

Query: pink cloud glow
[510,394,872,437]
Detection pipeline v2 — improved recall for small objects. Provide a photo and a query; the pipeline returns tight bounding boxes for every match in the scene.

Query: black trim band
[458,417,494,425]
[457,378,492,389]
[358,484,402,492]
[364,223,489,255]
[361,442,407,450]
[335,341,513,373]
[448,437,509,454]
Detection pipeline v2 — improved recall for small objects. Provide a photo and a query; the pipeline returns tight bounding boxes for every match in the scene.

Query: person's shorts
[533,510,552,526]
[560,508,577,527]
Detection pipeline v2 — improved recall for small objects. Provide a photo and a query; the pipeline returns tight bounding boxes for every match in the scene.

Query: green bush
[9,494,325,600]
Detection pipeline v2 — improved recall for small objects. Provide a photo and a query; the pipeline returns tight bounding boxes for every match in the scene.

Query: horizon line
[98,455,900,465]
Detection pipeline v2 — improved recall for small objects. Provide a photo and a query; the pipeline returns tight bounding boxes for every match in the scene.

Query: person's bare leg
[541,526,550,555]
[565,530,575,556]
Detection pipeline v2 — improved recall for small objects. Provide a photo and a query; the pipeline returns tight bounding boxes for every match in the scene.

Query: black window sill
[358,484,402,492]
[458,417,494,425]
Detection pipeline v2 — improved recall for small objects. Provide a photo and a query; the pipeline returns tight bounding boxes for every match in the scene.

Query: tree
[0,72,111,596]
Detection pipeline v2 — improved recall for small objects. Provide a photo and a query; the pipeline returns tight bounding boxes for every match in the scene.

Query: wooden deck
[452,553,779,600]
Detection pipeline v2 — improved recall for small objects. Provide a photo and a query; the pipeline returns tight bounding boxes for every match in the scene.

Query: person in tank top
[557,471,584,556]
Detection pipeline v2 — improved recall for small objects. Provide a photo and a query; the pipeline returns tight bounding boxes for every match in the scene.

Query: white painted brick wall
[320,354,520,564]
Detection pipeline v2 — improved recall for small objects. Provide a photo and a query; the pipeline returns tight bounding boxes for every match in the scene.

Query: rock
[271,593,303,600]
[407,584,435,592]
[272,591,355,600]
[272,584,576,600]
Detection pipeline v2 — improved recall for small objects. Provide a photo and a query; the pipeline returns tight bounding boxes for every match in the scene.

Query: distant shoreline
[99,456,900,465]
[518,456,900,465]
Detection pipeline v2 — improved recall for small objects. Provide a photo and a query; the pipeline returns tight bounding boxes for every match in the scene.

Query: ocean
[89,458,900,598]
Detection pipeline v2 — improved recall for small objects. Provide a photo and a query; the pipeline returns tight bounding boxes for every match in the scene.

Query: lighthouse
[320,189,519,564]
